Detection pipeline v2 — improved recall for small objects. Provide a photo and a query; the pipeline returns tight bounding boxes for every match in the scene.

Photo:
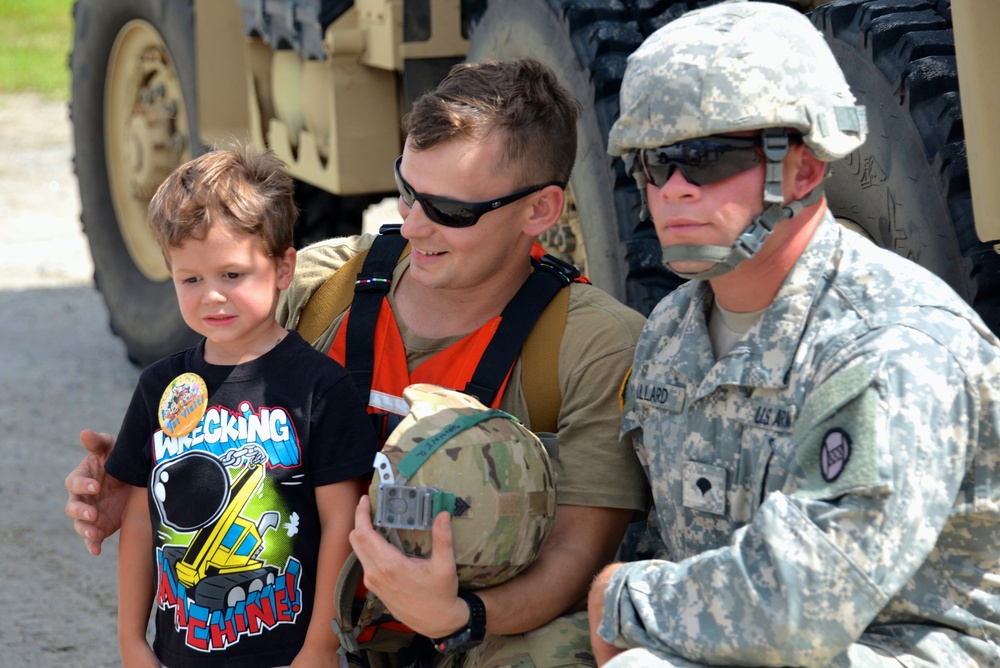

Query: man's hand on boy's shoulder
[64,429,128,556]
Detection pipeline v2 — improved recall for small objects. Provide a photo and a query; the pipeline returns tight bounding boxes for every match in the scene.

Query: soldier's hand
[64,429,128,556]
[350,495,469,638]
[588,563,626,666]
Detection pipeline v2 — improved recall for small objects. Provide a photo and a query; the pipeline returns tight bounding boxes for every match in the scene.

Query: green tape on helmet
[370,384,557,589]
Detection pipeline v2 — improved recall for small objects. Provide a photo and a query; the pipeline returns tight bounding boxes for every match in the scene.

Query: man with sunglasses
[65,58,649,667]
[587,3,1000,667]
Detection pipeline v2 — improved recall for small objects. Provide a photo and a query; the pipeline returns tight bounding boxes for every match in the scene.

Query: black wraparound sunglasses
[630,135,801,188]
[393,156,565,228]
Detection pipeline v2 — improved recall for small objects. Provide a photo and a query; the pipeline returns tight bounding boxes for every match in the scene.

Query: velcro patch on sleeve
[792,362,879,499]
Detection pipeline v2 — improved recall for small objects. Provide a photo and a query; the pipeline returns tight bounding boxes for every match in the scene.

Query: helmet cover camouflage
[608,1,867,161]
[369,383,556,589]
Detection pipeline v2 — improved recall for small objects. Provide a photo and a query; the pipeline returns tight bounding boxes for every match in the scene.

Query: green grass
[0,0,74,100]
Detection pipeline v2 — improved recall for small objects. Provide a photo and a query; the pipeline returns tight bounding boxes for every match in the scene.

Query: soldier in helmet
[587,2,1000,666]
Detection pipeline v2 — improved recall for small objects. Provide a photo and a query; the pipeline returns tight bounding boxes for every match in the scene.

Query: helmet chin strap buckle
[733,203,786,261]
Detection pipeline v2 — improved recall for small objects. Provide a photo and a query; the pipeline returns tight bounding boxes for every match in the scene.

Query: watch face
[433,629,473,654]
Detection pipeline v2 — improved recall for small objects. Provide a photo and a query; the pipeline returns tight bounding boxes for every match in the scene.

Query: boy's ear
[276,247,296,290]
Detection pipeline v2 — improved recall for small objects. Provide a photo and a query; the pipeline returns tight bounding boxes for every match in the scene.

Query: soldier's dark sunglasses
[393,156,565,228]
[631,135,797,187]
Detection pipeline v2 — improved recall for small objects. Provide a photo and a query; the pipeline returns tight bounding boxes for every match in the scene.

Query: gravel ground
[0,92,138,666]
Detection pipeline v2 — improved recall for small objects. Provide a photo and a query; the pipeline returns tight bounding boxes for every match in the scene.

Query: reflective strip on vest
[328,297,513,413]
[368,390,409,416]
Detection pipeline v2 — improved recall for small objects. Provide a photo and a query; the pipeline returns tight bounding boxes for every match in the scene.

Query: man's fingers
[354,494,373,531]
[431,510,456,565]
[84,537,103,557]
[65,497,97,522]
[64,470,99,497]
[66,429,111,496]
[79,429,114,454]
[72,517,103,539]
[352,495,399,593]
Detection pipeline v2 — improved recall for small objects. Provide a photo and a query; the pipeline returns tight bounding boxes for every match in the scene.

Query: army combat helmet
[370,383,556,589]
[609,1,867,280]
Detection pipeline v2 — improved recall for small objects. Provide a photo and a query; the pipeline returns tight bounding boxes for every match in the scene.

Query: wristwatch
[431,591,487,654]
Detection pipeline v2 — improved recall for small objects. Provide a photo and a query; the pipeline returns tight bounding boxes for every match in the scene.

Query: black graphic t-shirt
[107,331,378,667]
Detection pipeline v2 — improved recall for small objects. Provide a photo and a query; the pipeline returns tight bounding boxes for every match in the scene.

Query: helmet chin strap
[662,186,823,280]
[658,128,822,281]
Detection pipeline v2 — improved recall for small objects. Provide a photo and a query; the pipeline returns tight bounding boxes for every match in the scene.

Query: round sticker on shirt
[158,372,208,438]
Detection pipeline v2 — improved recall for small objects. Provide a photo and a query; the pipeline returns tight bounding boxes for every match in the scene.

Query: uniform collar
[672,213,839,397]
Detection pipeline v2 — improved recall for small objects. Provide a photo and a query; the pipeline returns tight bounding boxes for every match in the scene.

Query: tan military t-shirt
[279,235,650,512]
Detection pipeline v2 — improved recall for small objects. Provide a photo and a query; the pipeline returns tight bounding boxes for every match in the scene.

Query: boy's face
[167,224,295,365]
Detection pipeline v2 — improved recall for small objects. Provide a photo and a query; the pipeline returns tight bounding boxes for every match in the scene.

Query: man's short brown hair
[147,143,296,264]
[405,58,581,187]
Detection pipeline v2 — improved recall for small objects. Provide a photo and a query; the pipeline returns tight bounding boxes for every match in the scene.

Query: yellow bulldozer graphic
[161,462,281,610]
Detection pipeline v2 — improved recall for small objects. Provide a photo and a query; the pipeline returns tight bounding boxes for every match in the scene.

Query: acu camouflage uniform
[600,215,1000,666]
[599,3,1000,665]
[606,215,1000,667]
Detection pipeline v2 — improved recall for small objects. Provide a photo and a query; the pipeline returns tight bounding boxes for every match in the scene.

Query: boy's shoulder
[272,330,353,381]
[137,344,198,383]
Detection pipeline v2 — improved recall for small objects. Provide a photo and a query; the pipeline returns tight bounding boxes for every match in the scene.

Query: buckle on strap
[761,127,790,162]
[534,253,579,285]
[332,617,361,655]
[354,274,392,292]
[761,128,789,205]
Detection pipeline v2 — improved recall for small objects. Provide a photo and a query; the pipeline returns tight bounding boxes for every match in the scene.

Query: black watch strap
[431,591,486,654]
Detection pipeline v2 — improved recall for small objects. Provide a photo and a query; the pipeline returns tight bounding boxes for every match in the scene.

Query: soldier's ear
[521,184,565,237]
[789,146,827,201]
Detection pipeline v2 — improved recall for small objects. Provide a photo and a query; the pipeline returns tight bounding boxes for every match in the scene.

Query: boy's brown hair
[405,58,581,188]
[147,144,296,264]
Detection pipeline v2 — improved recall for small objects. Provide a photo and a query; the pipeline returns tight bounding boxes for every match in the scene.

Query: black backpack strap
[344,224,409,402]
[464,254,579,407]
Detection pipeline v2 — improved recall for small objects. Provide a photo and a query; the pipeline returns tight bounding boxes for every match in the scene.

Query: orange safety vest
[329,306,512,413]
[322,226,583,442]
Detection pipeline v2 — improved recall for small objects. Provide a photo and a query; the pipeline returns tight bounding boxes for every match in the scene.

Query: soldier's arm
[598,335,980,665]
[477,504,632,635]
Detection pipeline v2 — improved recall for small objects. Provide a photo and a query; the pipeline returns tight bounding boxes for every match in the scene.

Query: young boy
[106,145,378,667]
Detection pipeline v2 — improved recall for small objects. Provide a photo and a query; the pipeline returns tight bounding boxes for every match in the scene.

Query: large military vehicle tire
[813,0,1000,334]
[468,0,687,314]
[71,0,200,367]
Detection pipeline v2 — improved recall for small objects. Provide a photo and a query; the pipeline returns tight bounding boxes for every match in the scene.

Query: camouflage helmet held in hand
[369,383,556,589]
[608,1,867,161]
